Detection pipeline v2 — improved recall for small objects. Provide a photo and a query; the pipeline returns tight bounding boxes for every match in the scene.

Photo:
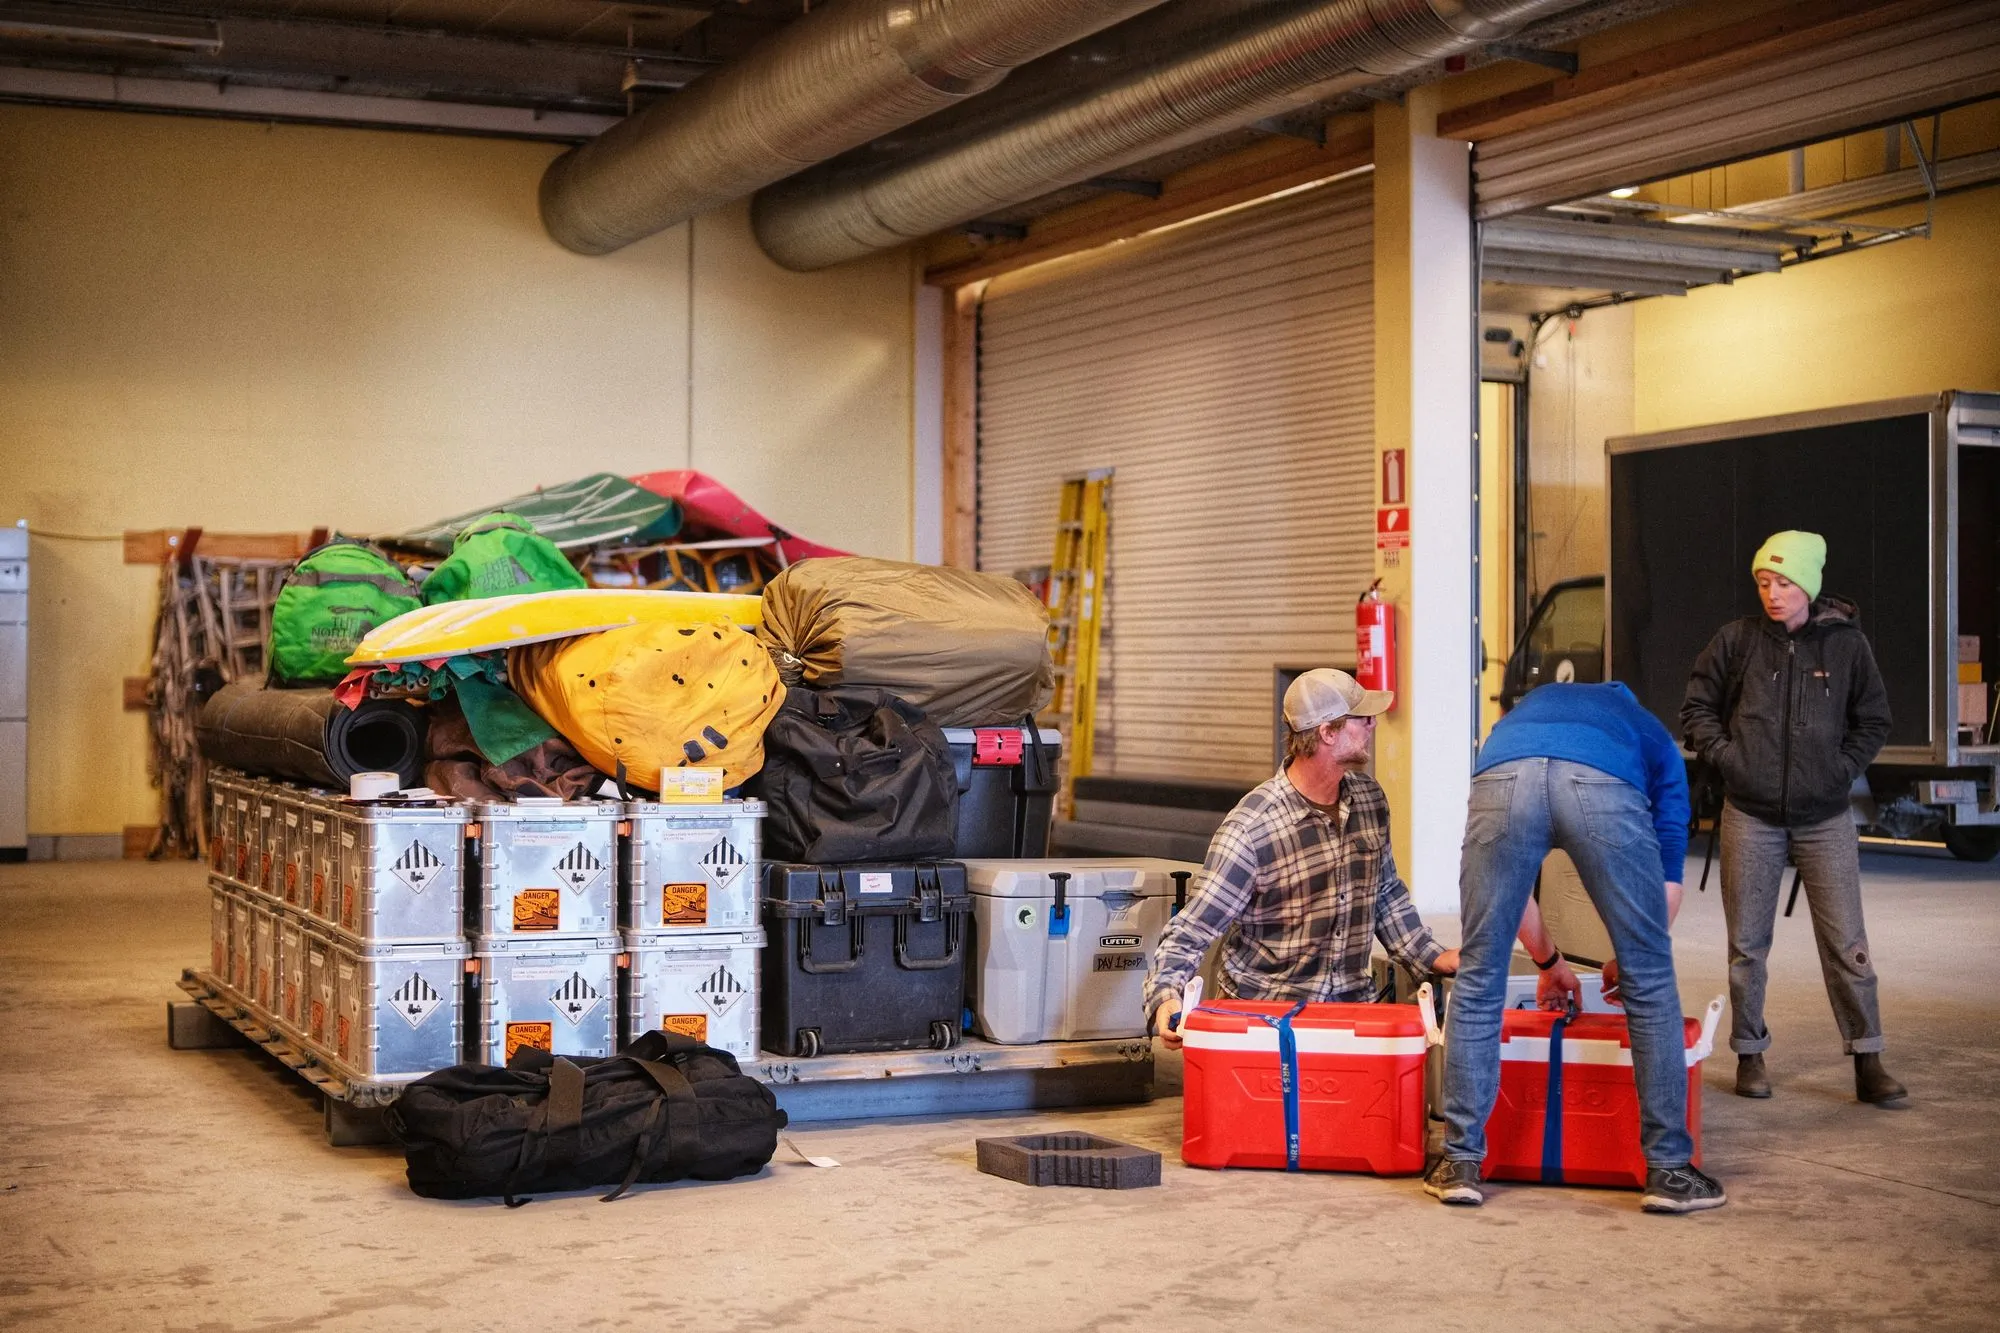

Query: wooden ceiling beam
[1437,0,1950,142]
[923,118,1372,289]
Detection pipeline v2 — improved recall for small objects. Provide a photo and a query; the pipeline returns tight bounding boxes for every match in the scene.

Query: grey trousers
[1719,802,1885,1055]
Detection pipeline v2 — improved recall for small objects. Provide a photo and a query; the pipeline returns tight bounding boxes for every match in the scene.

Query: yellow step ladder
[1042,469,1111,816]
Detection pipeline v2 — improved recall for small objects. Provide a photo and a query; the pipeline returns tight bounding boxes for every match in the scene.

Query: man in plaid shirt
[1145,668,1461,1042]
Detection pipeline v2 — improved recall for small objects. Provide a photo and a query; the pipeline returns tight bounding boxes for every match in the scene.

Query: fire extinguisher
[1356,578,1397,707]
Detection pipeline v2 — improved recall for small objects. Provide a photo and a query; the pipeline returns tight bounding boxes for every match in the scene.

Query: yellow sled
[345,588,763,666]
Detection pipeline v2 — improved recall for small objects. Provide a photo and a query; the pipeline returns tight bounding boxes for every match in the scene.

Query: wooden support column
[938,281,986,569]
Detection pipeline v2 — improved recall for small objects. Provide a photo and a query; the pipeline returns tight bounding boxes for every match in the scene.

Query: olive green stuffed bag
[268,538,423,684]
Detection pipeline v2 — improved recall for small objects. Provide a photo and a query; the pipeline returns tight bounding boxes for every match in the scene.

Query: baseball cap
[1283,667,1392,731]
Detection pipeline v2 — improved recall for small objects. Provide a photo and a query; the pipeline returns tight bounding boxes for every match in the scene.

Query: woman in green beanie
[1680,531,1905,1106]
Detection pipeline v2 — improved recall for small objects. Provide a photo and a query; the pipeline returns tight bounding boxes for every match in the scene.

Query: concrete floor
[1,851,1996,1332]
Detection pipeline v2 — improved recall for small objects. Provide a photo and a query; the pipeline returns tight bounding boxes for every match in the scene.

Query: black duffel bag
[753,684,959,863]
[385,1030,786,1205]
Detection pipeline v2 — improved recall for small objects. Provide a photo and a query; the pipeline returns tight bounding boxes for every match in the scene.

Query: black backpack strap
[601,1097,665,1204]
[624,1054,702,1181]
[501,1056,585,1208]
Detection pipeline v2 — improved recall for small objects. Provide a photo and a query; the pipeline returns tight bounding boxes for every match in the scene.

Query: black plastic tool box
[944,727,1062,859]
[761,862,971,1057]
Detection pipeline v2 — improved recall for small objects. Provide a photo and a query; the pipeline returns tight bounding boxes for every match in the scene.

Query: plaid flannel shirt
[1143,769,1443,1018]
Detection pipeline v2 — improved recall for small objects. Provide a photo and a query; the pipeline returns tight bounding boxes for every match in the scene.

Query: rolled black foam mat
[196,682,427,789]
[976,1133,1160,1189]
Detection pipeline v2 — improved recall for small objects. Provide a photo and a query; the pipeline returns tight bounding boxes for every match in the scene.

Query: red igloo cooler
[1180,990,1437,1176]
[1482,996,1724,1188]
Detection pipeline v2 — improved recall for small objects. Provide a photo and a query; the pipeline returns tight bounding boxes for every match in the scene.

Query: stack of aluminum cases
[468,797,621,1067]
[203,770,470,1088]
[618,798,767,1062]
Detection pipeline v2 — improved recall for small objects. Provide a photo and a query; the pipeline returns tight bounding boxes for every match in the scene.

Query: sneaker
[1735,1053,1772,1098]
[1641,1164,1727,1214]
[1423,1157,1484,1206]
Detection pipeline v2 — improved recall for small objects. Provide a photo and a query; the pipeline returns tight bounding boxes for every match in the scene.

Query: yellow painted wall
[1634,186,2000,432]
[0,105,914,837]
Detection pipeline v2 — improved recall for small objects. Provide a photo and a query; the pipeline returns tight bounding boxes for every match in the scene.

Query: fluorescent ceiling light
[1607,186,1640,199]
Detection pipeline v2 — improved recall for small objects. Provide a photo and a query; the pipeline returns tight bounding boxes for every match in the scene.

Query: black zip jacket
[1679,595,1893,828]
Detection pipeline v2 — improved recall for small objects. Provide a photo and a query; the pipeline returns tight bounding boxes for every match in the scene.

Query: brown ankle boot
[1855,1053,1907,1104]
[1735,1054,1772,1098]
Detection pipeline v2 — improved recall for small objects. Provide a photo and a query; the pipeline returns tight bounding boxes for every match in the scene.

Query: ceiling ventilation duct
[539,0,1167,256]
[752,0,1594,270]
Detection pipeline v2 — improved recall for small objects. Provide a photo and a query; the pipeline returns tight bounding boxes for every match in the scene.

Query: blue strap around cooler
[1255,1001,1310,1172]
[1541,1011,1570,1184]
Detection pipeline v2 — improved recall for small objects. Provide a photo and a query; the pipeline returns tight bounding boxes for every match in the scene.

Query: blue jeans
[1440,757,1693,1169]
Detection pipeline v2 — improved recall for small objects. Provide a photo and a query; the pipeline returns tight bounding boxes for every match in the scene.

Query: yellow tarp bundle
[510,618,784,790]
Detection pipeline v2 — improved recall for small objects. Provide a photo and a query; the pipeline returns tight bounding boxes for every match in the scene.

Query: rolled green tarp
[197,682,428,789]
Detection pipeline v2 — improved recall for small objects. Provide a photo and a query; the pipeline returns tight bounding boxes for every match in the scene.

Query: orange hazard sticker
[660,882,708,927]
[514,889,562,932]
[309,999,326,1038]
[311,874,327,916]
[337,1014,352,1058]
[506,1022,553,1063]
[661,1013,708,1042]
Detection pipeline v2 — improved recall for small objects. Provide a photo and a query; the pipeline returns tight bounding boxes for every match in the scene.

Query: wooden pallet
[170,969,400,1145]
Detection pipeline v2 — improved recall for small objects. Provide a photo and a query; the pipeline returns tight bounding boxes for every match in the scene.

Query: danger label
[391,973,443,1029]
[555,842,605,894]
[660,1013,708,1043]
[391,840,446,894]
[506,1022,553,1063]
[699,839,747,891]
[696,963,746,1018]
[660,882,709,927]
[551,972,604,1026]
[514,890,561,932]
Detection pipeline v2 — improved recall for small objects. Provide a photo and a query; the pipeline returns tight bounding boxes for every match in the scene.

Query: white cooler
[962,858,1198,1044]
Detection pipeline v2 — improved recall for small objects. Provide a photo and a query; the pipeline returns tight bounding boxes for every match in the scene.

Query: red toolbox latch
[973,728,1024,766]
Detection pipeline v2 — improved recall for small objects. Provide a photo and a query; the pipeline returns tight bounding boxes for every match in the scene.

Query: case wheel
[795,1028,821,1058]
[930,1019,959,1050]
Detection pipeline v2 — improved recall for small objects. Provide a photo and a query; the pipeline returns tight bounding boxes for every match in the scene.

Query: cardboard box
[1962,683,1991,730]
[1959,661,1985,685]
[1960,635,1983,663]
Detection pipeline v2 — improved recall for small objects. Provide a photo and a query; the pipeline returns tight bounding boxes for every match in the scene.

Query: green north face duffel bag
[420,511,587,605]
[268,537,423,684]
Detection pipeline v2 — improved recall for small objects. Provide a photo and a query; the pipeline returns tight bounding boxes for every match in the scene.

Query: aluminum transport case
[277,912,307,1033]
[209,879,233,981]
[621,799,765,934]
[208,774,235,877]
[255,789,283,896]
[471,799,618,940]
[332,794,469,942]
[761,862,971,1058]
[1482,998,1723,1188]
[304,926,338,1050]
[962,858,1195,1044]
[1181,998,1433,1175]
[231,786,256,886]
[621,928,764,1061]
[307,798,339,923]
[468,935,620,1066]
[228,893,256,996]
[250,900,279,1016]
[330,935,470,1080]
[944,727,1062,858]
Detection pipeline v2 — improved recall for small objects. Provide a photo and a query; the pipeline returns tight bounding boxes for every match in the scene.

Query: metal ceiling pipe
[539,0,1168,256]
[751,0,1592,270]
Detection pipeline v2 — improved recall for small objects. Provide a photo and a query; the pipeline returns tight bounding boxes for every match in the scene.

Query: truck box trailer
[1504,391,1999,862]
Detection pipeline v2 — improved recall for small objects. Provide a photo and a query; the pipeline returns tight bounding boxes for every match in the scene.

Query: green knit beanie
[1752,530,1826,601]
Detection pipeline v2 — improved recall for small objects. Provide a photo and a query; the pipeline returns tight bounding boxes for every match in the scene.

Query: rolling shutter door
[976,174,1373,786]
[1473,0,2000,219]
